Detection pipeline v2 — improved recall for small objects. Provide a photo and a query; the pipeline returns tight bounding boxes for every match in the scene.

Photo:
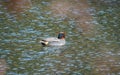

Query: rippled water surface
[0,0,120,75]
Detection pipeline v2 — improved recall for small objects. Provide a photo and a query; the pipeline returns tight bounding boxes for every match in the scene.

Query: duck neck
[58,37,65,40]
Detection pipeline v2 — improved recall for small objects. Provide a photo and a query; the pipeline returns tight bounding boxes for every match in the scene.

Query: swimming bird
[40,32,65,46]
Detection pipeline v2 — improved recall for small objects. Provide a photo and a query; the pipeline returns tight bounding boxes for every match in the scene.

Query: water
[0,0,120,75]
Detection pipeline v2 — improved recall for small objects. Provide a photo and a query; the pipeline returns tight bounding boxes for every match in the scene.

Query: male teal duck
[40,32,65,46]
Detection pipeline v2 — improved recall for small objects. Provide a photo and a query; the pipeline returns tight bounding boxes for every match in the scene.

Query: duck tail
[40,40,48,46]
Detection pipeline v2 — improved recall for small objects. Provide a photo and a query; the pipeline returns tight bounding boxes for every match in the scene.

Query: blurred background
[0,0,120,75]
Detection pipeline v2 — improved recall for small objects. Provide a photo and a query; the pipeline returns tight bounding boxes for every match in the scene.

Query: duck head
[58,32,65,39]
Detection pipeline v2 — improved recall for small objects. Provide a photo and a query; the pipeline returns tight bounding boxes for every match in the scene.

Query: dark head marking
[58,32,65,39]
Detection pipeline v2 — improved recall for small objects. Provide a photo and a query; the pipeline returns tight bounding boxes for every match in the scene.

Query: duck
[40,32,65,46]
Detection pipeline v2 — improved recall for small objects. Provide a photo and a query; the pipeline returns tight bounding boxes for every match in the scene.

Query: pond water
[0,0,120,75]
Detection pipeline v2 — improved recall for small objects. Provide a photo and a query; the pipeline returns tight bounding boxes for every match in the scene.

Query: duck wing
[44,37,60,42]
